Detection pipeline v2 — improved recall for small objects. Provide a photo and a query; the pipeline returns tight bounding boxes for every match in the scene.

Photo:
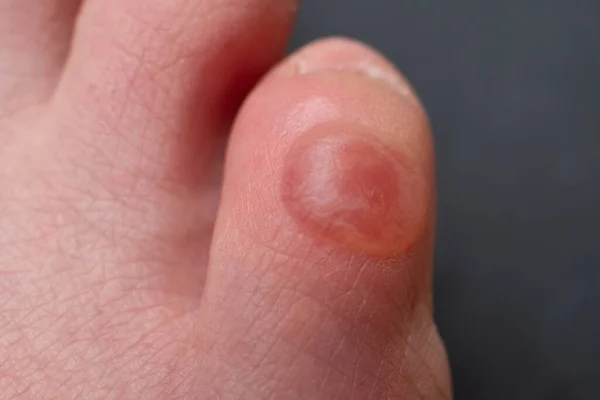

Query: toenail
[284,40,416,100]
[281,123,425,257]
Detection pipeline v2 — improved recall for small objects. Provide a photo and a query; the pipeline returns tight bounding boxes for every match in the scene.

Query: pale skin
[0,0,452,399]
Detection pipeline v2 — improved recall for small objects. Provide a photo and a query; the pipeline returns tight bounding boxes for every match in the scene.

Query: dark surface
[292,1,600,399]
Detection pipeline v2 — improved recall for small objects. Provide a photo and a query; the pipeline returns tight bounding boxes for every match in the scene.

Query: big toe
[200,38,452,399]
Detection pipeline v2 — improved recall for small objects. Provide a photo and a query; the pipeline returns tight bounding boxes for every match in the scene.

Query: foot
[0,1,451,398]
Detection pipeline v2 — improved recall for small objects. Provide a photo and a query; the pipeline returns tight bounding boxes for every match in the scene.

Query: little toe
[200,38,451,399]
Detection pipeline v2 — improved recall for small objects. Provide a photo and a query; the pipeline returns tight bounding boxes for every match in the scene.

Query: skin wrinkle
[284,299,409,399]
[53,68,216,301]
[0,180,199,397]
[272,306,339,399]
[41,124,211,301]
[64,82,185,197]
[71,0,295,128]
[48,302,188,396]
[216,203,432,388]
[314,319,373,399]
[231,296,332,398]
[243,301,305,395]
[216,239,341,350]
[211,241,340,395]
[212,243,422,398]
[406,320,451,400]
[62,39,215,201]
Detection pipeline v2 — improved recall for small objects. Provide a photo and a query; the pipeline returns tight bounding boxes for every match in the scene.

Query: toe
[29,0,297,299]
[0,0,81,114]
[52,0,298,184]
[201,38,451,399]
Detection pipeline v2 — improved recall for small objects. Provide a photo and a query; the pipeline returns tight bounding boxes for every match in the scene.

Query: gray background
[291,1,600,399]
